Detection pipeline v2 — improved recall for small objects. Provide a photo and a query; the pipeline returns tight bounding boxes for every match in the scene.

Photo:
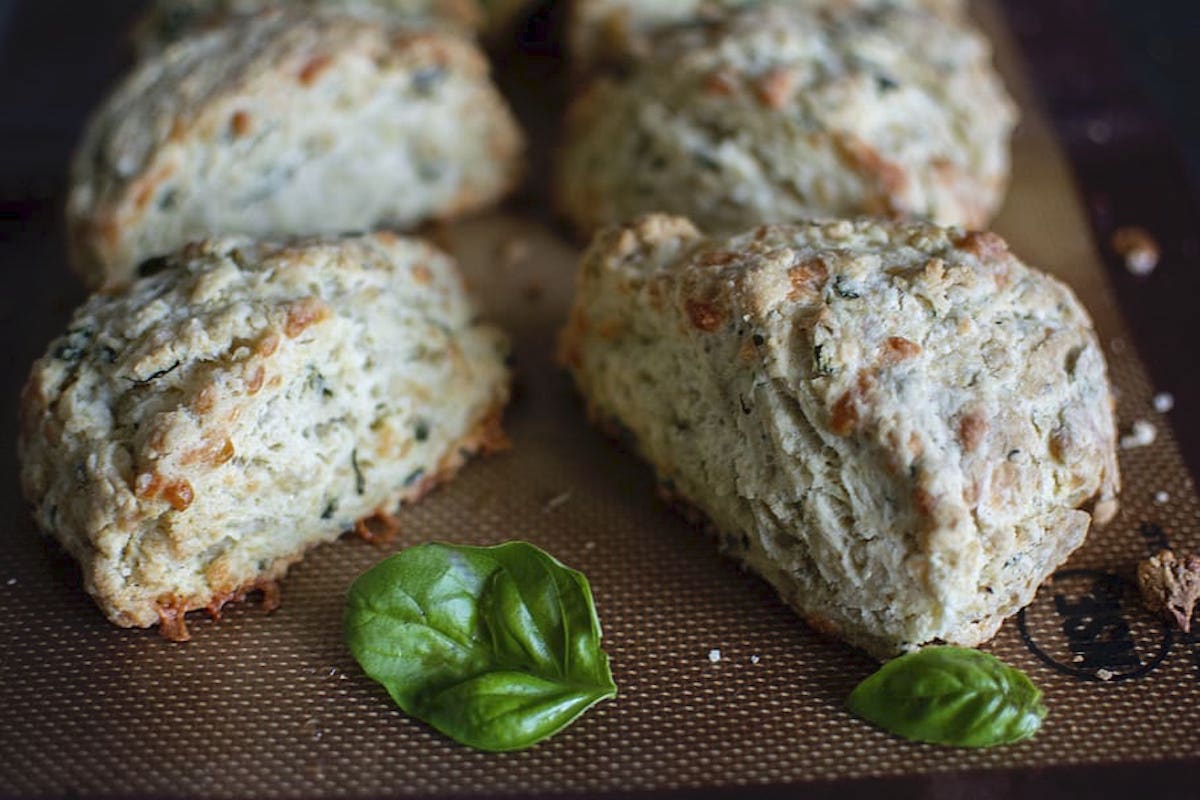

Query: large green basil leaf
[847,646,1046,747]
[344,541,617,751]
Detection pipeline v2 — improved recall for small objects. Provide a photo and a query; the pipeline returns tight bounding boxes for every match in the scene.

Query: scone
[133,0,484,55]
[70,11,525,289]
[556,3,1015,237]
[19,233,510,640]
[560,215,1119,657]
[568,0,968,74]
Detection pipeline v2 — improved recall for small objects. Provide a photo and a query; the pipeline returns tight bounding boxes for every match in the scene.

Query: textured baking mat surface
[2,3,1198,797]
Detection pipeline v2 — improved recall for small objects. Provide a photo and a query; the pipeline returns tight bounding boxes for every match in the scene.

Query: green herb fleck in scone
[560,215,1119,658]
[19,233,511,641]
[70,10,525,289]
[556,2,1015,237]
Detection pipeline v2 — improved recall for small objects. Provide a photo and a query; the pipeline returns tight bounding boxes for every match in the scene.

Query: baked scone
[556,3,1015,238]
[133,0,484,56]
[19,233,510,640]
[560,215,1119,657]
[70,11,525,289]
[568,0,968,74]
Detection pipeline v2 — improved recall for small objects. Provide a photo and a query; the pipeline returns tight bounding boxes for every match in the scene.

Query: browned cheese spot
[954,230,1009,260]
[230,110,252,138]
[163,480,195,512]
[245,365,265,395]
[285,298,332,338]
[298,54,334,86]
[755,68,796,109]
[958,413,989,452]
[830,391,860,436]
[788,258,828,300]
[686,299,724,332]
[704,70,737,96]
[881,336,922,364]
[155,600,191,642]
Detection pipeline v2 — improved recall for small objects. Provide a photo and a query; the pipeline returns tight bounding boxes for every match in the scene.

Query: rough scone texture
[19,233,510,639]
[133,0,485,55]
[70,11,525,289]
[557,3,1015,237]
[561,215,1118,657]
[568,0,968,73]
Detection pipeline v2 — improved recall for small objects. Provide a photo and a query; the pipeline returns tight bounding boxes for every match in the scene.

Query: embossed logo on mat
[1017,566,1174,682]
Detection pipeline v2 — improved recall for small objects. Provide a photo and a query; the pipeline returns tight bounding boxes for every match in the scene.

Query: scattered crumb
[497,236,530,270]
[5,578,15,586]
[1138,549,1200,632]
[1153,392,1175,414]
[1119,419,1157,450]
[1155,491,1170,505]
[584,541,596,551]
[522,280,544,303]
[708,649,722,663]
[1095,668,1114,681]
[1072,654,1084,664]
[1111,226,1160,276]
[542,492,571,514]
[750,654,761,664]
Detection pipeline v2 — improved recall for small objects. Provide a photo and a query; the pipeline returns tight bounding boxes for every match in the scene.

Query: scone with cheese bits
[560,215,1118,657]
[556,3,1015,237]
[70,10,524,289]
[568,0,968,74]
[133,0,484,55]
[19,233,510,640]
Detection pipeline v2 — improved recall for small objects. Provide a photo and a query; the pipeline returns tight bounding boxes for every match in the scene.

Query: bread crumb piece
[584,541,596,551]
[542,492,571,513]
[708,649,722,663]
[1111,226,1160,276]
[1154,491,1170,505]
[1119,419,1157,449]
[1153,392,1175,414]
[497,236,530,269]
[750,654,761,664]
[1138,549,1200,632]
[5,578,15,586]
[1095,668,1114,681]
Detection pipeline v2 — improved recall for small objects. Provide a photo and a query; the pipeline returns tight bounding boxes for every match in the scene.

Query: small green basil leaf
[344,541,617,752]
[847,646,1046,747]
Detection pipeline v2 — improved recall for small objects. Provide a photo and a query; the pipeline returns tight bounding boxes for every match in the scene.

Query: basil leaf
[344,541,617,752]
[847,646,1046,747]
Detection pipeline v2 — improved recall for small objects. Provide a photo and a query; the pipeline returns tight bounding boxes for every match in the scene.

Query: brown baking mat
[2,2,1199,797]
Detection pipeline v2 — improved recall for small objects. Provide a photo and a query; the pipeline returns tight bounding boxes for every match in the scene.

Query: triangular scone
[19,233,510,640]
[132,0,485,56]
[69,10,524,289]
[556,2,1014,238]
[567,0,969,74]
[561,215,1119,657]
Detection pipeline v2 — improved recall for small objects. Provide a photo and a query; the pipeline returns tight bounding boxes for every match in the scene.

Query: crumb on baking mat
[1138,549,1200,632]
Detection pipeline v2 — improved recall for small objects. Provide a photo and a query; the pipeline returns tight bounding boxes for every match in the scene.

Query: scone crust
[557,3,1016,237]
[562,215,1118,657]
[20,233,510,637]
[133,0,485,56]
[70,11,524,288]
[567,0,969,74]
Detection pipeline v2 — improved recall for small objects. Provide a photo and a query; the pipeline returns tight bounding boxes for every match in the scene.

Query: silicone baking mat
[1,2,1198,796]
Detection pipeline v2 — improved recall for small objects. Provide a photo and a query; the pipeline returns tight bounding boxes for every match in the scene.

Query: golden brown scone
[70,10,524,289]
[20,233,510,640]
[556,2,1015,237]
[561,215,1119,657]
